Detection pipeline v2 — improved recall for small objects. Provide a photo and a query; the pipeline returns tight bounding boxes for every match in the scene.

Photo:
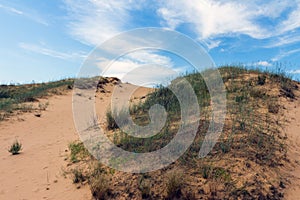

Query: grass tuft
[8,140,22,155]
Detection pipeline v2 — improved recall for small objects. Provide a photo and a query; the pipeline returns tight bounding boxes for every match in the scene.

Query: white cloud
[63,0,148,45]
[63,0,300,48]
[0,4,23,15]
[94,50,185,86]
[265,34,300,48]
[63,0,300,64]
[0,3,48,26]
[157,0,300,43]
[158,1,267,39]
[272,48,300,62]
[202,39,221,50]
[254,61,272,67]
[19,43,87,61]
[288,69,300,74]
[278,1,300,34]
[99,50,174,76]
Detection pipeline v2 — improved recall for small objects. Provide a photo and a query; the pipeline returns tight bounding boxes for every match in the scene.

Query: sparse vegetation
[0,79,73,121]
[138,175,151,199]
[8,140,22,155]
[66,66,298,199]
[165,171,184,199]
[69,141,90,163]
[72,168,86,184]
[257,74,267,85]
[89,174,110,200]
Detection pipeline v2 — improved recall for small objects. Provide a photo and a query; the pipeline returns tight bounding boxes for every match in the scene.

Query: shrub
[106,109,129,130]
[69,141,89,163]
[250,88,266,98]
[8,140,22,155]
[166,171,184,199]
[89,175,110,200]
[268,104,279,114]
[72,168,86,184]
[257,75,266,85]
[138,176,151,199]
[201,165,212,179]
[106,110,118,130]
[281,82,295,98]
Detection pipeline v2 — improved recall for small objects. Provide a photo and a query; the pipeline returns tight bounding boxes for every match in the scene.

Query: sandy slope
[1,80,300,200]
[0,94,91,200]
[0,82,151,200]
[284,85,300,199]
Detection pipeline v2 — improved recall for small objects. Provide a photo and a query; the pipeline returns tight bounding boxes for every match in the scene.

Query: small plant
[281,82,295,98]
[106,110,118,130]
[268,104,279,114]
[235,95,245,103]
[138,175,151,199]
[250,88,266,98]
[8,140,22,155]
[106,108,129,130]
[257,75,266,85]
[69,141,89,163]
[89,174,110,200]
[166,171,184,199]
[201,165,212,179]
[220,142,231,153]
[38,102,49,110]
[72,168,86,184]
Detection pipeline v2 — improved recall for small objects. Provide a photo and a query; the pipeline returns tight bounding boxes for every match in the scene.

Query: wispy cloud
[19,43,87,61]
[63,0,147,45]
[63,1,300,49]
[265,34,300,48]
[288,69,300,74]
[272,48,300,62]
[158,1,300,46]
[158,1,268,39]
[0,3,23,15]
[0,3,48,26]
[97,50,174,76]
[94,50,187,86]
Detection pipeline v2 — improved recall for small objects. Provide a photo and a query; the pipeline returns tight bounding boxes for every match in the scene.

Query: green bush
[8,140,22,155]
[69,141,89,163]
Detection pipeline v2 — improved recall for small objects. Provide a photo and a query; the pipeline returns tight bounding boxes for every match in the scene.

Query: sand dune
[283,88,300,200]
[0,81,151,200]
[1,79,300,199]
[0,93,91,199]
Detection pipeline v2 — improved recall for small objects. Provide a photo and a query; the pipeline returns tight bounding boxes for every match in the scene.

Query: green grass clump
[69,141,90,163]
[8,140,22,155]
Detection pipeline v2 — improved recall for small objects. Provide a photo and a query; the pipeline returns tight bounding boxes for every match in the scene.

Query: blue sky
[1,0,300,84]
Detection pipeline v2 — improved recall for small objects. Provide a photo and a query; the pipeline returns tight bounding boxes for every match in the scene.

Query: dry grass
[0,79,73,121]
[66,67,298,199]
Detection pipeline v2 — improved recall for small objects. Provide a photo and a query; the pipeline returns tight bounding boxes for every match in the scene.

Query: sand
[0,82,151,200]
[283,85,300,200]
[1,81,300,199]
[0,94,91,200]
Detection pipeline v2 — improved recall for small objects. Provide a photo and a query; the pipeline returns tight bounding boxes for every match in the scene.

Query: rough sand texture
[1,81,300,199]
[284,86,300,199]
[0,94,91,200]
[0,83,151,200]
